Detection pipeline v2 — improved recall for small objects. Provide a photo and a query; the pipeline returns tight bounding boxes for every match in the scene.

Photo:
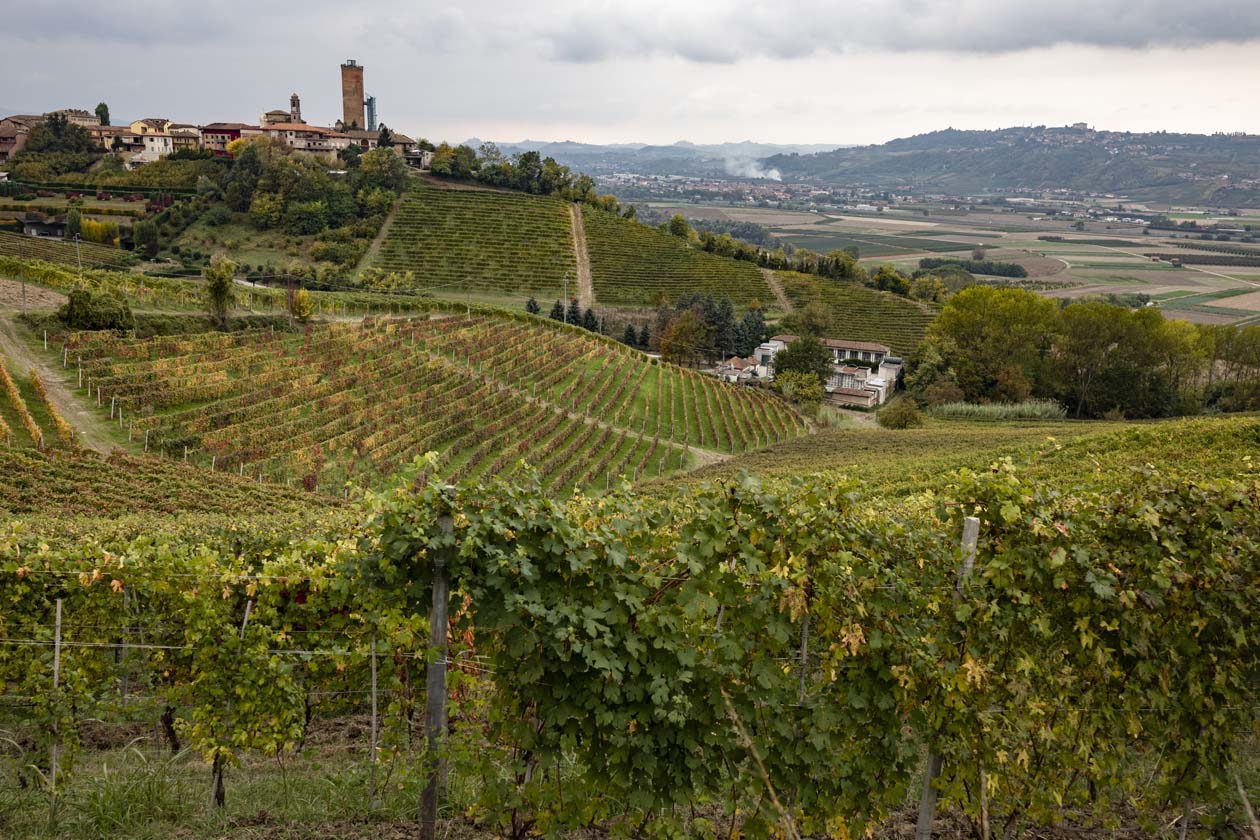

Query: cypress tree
[525,297,540,315]
[566,298,581,325]
[622,324,638,345]
[549,300,564,321]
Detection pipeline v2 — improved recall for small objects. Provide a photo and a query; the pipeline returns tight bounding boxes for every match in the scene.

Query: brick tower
[340,60,365,129]
[289,93,301,123]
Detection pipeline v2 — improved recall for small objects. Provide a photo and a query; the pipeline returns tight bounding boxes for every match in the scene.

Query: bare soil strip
[570,203,594,307]
[0,276,66,312]
[759,268,793,312]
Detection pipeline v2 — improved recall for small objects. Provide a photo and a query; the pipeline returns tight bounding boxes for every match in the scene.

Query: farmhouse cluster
[719,335,904,409]
[0,60,433,170]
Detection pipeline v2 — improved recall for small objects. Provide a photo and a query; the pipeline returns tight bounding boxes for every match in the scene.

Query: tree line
[909,285,1260,419]
[428,143,621,212]
[523,293,769,364]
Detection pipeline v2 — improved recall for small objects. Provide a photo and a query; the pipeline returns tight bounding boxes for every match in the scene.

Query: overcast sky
[4,1,1260,147]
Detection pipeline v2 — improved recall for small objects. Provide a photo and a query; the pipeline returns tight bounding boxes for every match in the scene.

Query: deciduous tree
[203,256,237,330]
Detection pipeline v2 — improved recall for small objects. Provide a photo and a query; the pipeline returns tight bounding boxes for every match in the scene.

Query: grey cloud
[537,0,1260,62]
[4,4,241,44]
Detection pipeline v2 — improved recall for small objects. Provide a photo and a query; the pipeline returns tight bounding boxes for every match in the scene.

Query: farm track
[570,203,594,307]
[0,316,114,453]
[759,268,792,312]
[356,192,404,271]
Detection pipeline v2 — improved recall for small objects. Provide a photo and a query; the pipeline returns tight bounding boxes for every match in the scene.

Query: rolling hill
[764,126,1260,205]
[581,205,772,306]
[368,178,777,308]
[368,179,576,299]
[67,313,808,493]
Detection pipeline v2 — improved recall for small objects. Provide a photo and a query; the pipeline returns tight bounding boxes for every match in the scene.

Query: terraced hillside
[581,205,772,306]
[777,271,937,355]
[67,314,807,493]
[0,229,135,269]
[369,180,576,299]
[2,256,441,316]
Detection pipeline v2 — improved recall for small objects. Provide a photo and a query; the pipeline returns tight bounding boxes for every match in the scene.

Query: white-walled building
[753,334,904,408]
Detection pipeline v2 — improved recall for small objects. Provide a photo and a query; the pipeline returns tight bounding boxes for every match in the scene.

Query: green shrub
[877,399,923,429]
[202,205,232,227]
[58,288,135,331]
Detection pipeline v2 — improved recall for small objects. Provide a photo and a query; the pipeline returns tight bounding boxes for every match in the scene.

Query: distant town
[0,59,434,170]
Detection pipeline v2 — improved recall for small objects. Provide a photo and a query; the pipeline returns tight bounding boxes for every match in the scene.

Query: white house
[753,334,904,408]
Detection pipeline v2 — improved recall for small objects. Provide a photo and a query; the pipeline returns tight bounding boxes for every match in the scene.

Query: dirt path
[759,268,793,313]
[570,204,594,307]
[357,194,404,272]
[0,316,115,453]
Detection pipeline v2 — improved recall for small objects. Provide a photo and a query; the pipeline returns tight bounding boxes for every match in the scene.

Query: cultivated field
[66,314,807,492]
[775,271,937,355]
[0,229,135,269]
[581,205,773,306]
[369,180,576,300]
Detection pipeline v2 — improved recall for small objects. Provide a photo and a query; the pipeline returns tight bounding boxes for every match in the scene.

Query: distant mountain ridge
[762,125,1260,205]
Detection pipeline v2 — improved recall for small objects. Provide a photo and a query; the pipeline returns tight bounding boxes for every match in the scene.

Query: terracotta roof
[343,128,416,143]
[135,118,170,128]
[262,123,334,134]
[771,334,892,354]
[202,122,258,131]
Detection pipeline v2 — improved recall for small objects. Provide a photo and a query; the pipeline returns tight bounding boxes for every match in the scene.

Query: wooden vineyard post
[213,599,253,809]
[420,493,454,840]
[916,516,980,840]
[369,632,379,811]
[49,598,62,823]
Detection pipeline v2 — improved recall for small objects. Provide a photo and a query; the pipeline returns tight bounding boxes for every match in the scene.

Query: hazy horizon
[4,1,1260,146]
